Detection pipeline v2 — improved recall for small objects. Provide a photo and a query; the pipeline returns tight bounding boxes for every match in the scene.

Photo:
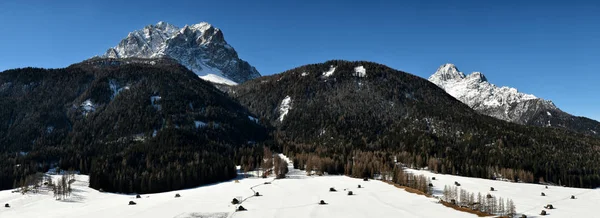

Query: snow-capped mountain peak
[428,63,554,123]
[429,63,465,83]
[103,21,260,85]
[428,63,600,137]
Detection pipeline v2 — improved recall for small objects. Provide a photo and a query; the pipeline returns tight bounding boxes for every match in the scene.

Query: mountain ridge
[428,63,600,137]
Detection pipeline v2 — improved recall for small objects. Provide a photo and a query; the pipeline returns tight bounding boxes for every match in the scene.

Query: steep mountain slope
[233,60,600,188]
[429,63,600,137]
[0,57,267,193]
[103,21,260,85]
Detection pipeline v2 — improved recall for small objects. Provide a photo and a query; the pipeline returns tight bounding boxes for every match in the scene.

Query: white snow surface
[353,66,367,77]
[199,74,238,86]
[301,72,309,77]
[428,63,556,123]
[1,163,474,218]
[80,99,95,116]
[278,96,292,122]
[407,168,598,218]
[322,66,336,77]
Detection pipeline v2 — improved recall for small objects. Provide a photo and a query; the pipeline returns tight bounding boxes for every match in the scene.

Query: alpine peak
[103,21,260,85]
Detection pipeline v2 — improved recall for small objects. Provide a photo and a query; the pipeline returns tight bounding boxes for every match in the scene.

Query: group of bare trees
[442,185,516,217]
[52,172,75,200]
[391,166,432,194]
[273,155,289,179]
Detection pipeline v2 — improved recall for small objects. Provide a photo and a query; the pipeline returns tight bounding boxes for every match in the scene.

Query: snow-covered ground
[1,159,472,218]
[407,169,599,217]
[4,156,595,218]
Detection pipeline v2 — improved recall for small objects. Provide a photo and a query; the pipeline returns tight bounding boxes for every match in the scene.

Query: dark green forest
[0,58,269,193]
[233,60,600,188]
[2,58,600,195]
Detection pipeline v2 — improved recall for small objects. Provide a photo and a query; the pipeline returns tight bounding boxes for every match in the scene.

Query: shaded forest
[0,58,269,193]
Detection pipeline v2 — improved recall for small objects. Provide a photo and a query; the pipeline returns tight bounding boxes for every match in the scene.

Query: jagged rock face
[104,21,260,85]
[429,63,600,136]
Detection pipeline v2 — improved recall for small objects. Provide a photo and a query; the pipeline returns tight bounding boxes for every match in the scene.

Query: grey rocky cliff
[104,21,260,85]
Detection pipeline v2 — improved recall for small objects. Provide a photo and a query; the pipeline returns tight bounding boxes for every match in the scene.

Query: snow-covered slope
[103,21,260,84]
[4,167,599,218]
[429,63,600,136]
[408,168,599,218]
[1,168,473,218]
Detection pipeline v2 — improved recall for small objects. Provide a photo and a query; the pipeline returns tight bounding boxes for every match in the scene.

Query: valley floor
[0,159,473,218]
[408,169,600,217]
[2,159,597,218]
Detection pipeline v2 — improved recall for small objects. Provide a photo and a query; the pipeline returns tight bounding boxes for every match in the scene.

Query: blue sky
[1,0,598,121]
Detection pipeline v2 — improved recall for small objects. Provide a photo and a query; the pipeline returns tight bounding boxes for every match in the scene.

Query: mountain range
[429,63,600,137]
[1,21,600,194]
[233,60,600,188]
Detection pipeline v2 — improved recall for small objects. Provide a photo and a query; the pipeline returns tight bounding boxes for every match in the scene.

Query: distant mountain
[0,58,267,193]
[103,21,260,85]
[233,60,600,188]
[429,63,600,137]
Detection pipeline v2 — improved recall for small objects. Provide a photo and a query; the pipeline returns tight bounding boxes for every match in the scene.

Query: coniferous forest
[233,60,600,188]
[0,58,269,193]
[2,58,600,194]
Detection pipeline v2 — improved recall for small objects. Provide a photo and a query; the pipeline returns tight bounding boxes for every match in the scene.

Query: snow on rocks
[428,63,552,123]
[108,80,129,100]
[103,21,260,84]
[301,72,309,77]
[353,66,367,77]
[278,96,292,122]
[322,66,336,78]
[80,99,95,116]
[248,116,259,123]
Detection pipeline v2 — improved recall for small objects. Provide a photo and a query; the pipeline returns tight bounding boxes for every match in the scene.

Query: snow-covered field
[408,169,599,217]
[1,159,473,218]
[2,159,597,218]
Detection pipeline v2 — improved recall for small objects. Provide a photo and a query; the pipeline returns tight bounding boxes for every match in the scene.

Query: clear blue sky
[1,0,598,121]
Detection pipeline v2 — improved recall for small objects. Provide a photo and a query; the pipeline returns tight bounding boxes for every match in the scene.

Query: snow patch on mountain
[108,80,129,100]
[248,116,259,123]
[103,21,260,84]
[199,74,238,86]
[322,66,336,78]
[301,72,309,77]
[353,66,367,77]
[80,99,95,116]
[278,96,292,122]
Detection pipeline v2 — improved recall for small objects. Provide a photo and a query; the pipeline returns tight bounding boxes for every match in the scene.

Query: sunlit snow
[278,96,292,122]
[322,66,336,78]
[353,66,366,77]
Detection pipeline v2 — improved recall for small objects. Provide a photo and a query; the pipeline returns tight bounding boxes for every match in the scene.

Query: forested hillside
[233,60,600,188]
[0,58,269,193]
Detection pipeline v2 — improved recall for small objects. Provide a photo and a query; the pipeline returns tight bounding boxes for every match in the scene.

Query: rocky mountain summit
[429,63,599,137]
[104,21,260,85]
